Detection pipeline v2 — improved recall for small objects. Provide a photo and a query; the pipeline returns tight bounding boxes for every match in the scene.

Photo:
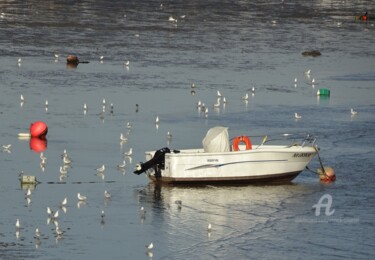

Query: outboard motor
[134,147,172,177]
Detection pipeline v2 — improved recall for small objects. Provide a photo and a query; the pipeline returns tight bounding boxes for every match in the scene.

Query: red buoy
[318,166,336,183]
[30,121,48,138]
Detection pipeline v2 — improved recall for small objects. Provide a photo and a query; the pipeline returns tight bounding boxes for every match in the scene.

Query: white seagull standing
[120,133,128,142]
[242,93,249,100]
[16,219,20,230]
[155,116,160,125]
[294,113,302,119]
[96,164,105,173]
[146,242,154,250]
[124,147,133,157]
[77,193,87,201]
[350,108,358,116]
[61,197,67,207]
[104,190,112,199]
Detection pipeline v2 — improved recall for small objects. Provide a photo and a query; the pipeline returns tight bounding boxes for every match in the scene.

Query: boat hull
[144,145,317,184]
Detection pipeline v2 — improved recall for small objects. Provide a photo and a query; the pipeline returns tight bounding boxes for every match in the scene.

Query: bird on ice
[294,113,302,119]
[77,193,87,201]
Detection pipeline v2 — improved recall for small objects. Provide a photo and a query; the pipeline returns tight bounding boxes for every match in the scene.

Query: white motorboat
[134,126,319,184]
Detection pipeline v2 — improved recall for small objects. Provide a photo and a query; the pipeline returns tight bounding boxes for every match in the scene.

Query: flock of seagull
[5,55,359,255]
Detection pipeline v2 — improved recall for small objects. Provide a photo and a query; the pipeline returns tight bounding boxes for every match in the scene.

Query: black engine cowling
[134,147,173,176]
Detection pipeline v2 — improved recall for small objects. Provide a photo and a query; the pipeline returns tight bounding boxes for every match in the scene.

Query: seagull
[191,82,196,88]
[16,219,20,230]
[207,223,212,232]
[47,207,53,218]
[61,197,67,207]
[35,228,41,238]
[294,77,298,83]
[45,100,48,107]
[117,160,126,169]
[124,148,133,157]
[83,103,88,111]
[242,93,249,100]
[304,69,311,76]
[96,164,105,173]
[59,166,68,175]
[251,86,255,93]
[54,53,60,59]
[204,107,208,117]
[124,60,130,67]
[62,155,72,165]
[168,16,177,23]
[2,144,11,151]
[100,55,104,60]
[155,116,160,124]
[146,242,154,250]
[53,210,59,220]
[217,90,222,97]
[295,113,302,119]
[213,98,221,108]
[20,94,24,102]
[77,193,87,201]
[104,190,112,199]
[61,149,68,158]
[101,210,105,219]
[222,97,227,103]
[40,152,47,160]
[25,188,32,198]
[126,122,132,129]
[55,225,63,236]
[167,131,172,139]
[102,98,106,106]
[120,133,128,142]
[350,108,358,116]
[18,58,22,64]
[140,206,146,217]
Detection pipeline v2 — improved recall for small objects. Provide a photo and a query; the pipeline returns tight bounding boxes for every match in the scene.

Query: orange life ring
[232,136,252,151]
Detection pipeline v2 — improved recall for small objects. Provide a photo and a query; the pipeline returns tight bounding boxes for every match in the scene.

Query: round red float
[30,121,48,138]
